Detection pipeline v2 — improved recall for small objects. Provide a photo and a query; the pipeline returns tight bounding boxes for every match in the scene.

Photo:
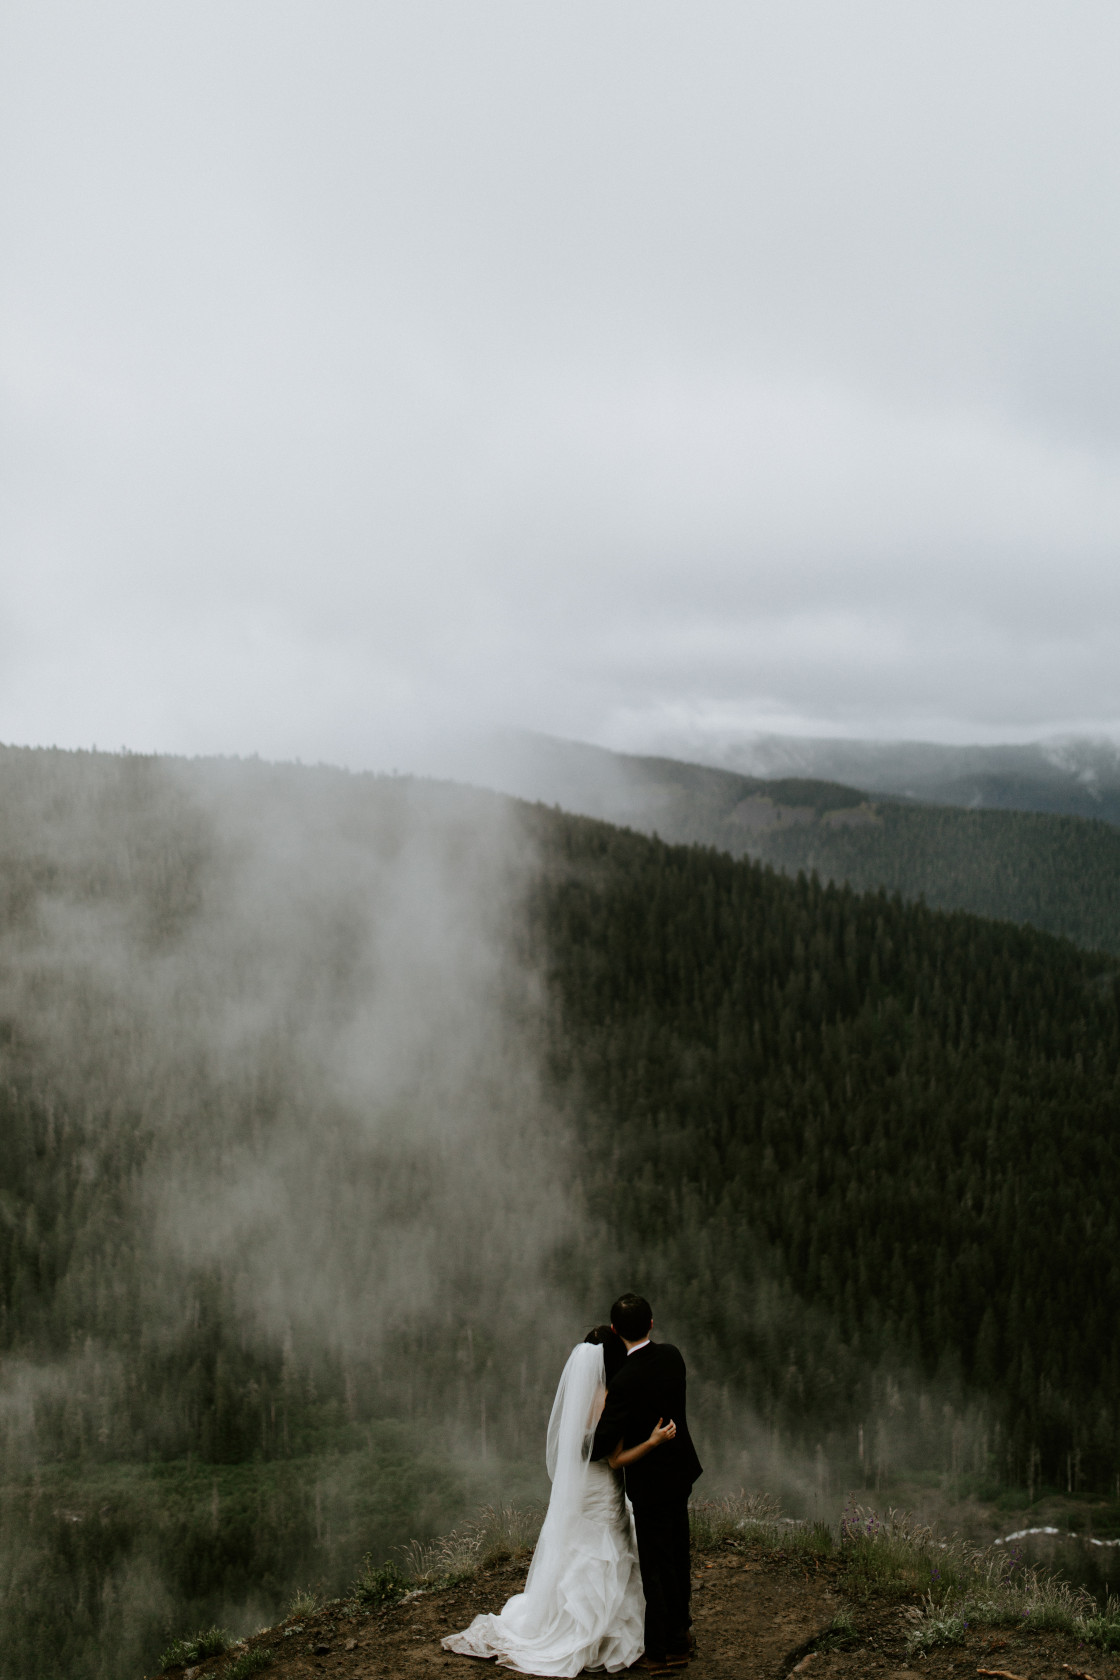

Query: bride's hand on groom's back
[605,1416,677,1469]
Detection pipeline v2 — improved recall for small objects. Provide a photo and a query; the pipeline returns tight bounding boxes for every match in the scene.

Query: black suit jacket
[590,1341,702,1503]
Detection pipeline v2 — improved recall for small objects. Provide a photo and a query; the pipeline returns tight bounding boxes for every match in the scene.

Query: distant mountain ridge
[429,730,874,831]
[438,732,1120,958]
[649,731,1120,825]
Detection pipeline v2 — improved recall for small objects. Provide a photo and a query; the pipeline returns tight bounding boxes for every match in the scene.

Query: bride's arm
[607,1418,677,1469]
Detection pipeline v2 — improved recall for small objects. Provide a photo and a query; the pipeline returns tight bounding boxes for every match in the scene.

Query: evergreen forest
[485,736,1120,956]
[0,746,1117,1678]
[745,800,1120,957]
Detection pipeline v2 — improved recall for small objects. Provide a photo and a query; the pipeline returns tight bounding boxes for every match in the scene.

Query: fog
[0,751,582,1469]
[4,3,1120,767]
[0,743,990,1477]
[0,747,610,1670]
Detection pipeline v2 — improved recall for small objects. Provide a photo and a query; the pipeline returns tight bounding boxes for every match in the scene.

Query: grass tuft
[473,1502,544,1568]
[789,1520,835,1558]
[158,1625,231,1670]
[400,1528,479,1589]
[222,1648,274,1678]
[814,1608,858,1651]
[907,1611,968,1654]
[286,1585,320,1618]
[688,1491,782,1551]
[400,1503,544,1589]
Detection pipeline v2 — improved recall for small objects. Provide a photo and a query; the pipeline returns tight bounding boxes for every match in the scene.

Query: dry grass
[399,1503,544,1588]
[688,1491,782,1550]
[362,1491,1120,1659]
[834,1502,1120,1656]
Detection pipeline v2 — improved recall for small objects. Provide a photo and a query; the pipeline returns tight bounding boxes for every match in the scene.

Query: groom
[591,1293,703,1672]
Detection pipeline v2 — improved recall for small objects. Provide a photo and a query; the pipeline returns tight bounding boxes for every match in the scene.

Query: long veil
[525,1341,606,1592]
[545,1342,605,1482]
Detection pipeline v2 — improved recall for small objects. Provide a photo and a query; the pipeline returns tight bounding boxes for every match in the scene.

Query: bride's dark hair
[584,1323,626,1383]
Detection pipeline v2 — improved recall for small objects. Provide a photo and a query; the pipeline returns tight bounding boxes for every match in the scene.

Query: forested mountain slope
[454,733,1120,957]
[744,800,1120,956]
[530,810,1120,1495]
[0,744,1118,1676]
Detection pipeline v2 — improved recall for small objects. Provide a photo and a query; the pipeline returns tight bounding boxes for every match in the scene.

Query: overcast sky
[4,1,1120,770]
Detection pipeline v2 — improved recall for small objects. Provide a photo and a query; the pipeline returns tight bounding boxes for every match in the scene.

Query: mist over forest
[2,745,1119,1678]
[0,748,584,1676]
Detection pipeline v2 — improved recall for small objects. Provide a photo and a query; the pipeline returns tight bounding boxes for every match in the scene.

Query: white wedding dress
[442,1342,645,1675]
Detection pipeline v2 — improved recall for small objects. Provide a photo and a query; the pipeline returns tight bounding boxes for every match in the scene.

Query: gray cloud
[4,1,1120,763]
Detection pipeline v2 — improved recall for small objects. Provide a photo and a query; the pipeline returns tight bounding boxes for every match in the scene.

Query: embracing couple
[443,1293,703,1677]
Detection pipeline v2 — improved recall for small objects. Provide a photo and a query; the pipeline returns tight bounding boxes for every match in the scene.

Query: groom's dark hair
[611,1293,652,1340]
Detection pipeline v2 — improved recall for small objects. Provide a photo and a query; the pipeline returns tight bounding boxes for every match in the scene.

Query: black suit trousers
[631,1490,692,1659]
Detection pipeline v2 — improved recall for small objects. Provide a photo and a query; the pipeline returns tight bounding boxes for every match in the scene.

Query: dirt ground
[154,1544,1120,1680]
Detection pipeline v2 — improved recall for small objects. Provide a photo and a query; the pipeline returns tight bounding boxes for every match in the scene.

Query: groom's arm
[590,1379,629,1462]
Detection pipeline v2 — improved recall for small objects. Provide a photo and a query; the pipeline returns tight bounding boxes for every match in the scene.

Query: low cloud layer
[4,2,1120,763]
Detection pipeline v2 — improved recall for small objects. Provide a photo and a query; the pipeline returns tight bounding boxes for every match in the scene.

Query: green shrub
[352,1554,408,1609]
[1082,1610,1120,1652]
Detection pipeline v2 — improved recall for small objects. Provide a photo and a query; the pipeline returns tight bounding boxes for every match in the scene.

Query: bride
[442,1326,678,1676]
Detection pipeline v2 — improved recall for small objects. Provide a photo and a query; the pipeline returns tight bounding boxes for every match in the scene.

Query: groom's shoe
[631,1657,672,1675]
[666,1633,697,1666]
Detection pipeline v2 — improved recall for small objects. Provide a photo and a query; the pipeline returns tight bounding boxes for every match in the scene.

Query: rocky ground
[153,1543,1120,1680]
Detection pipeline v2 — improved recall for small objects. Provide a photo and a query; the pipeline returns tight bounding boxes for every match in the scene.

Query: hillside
[529,809,1120,1492]
[0,744,1118,1677]
[744,800,1120,954]
[445,732,1120,956]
